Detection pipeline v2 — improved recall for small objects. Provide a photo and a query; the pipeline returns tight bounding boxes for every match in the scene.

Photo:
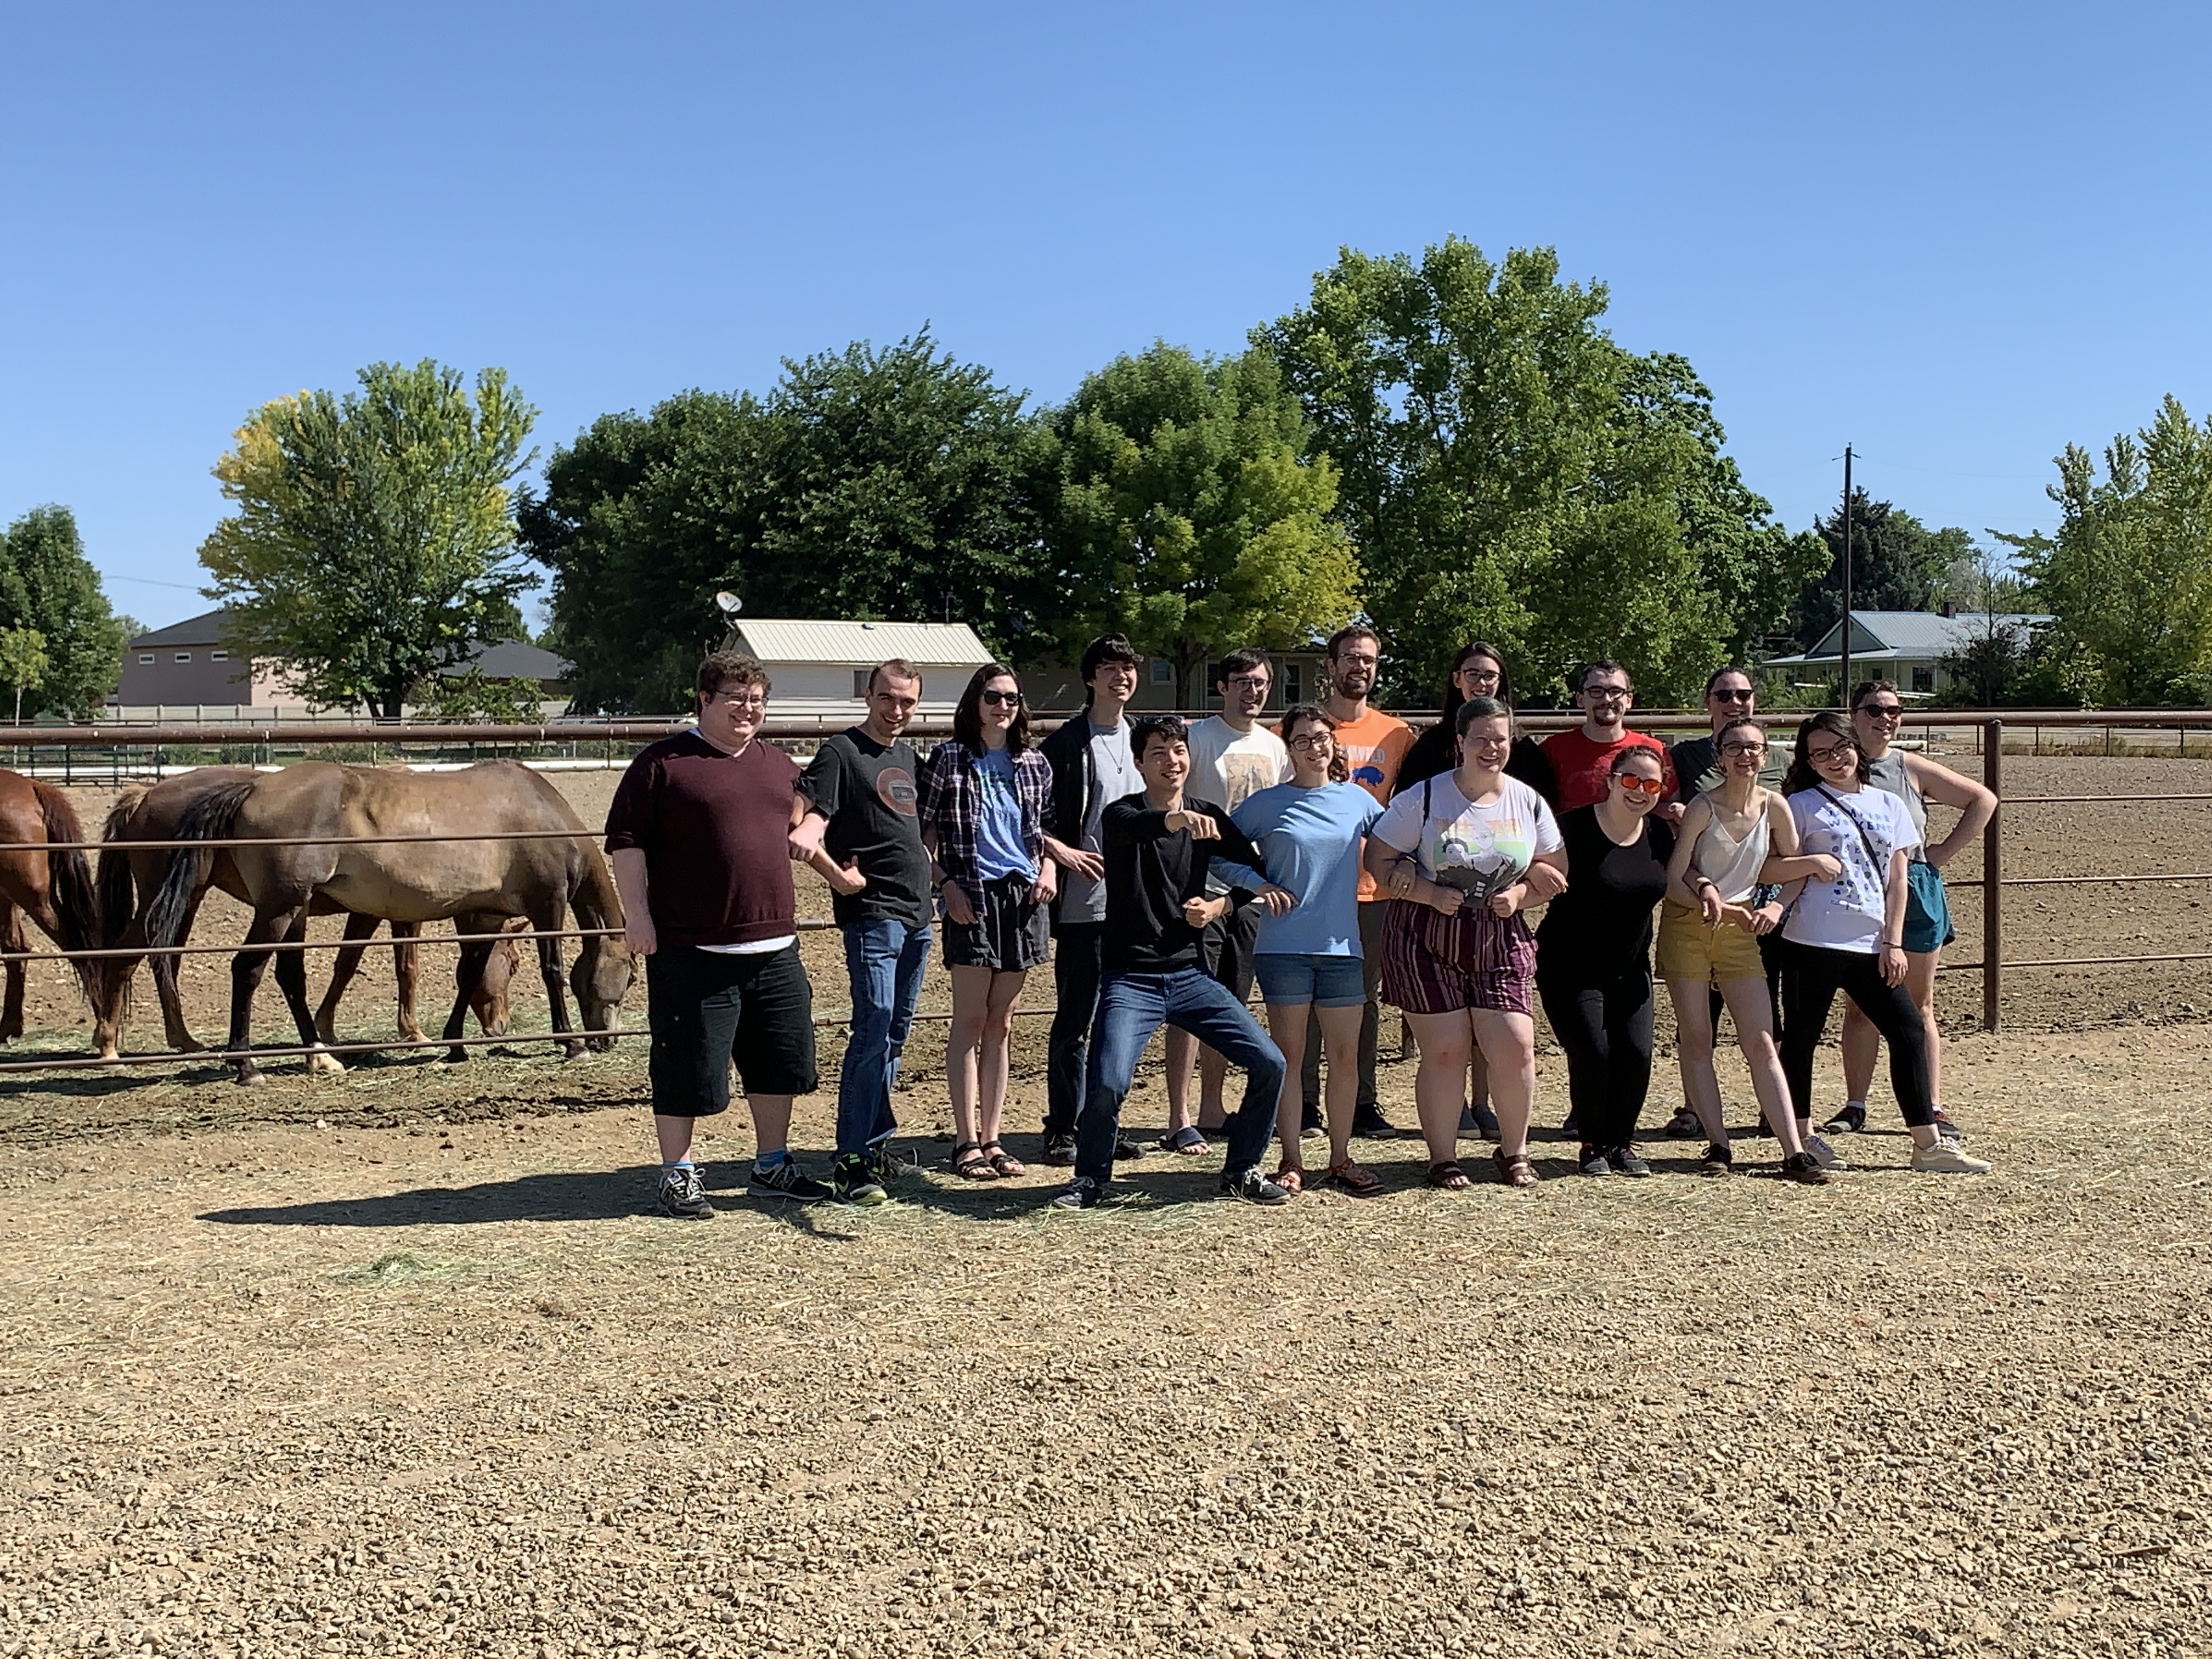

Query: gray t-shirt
[1062,718,1140,924]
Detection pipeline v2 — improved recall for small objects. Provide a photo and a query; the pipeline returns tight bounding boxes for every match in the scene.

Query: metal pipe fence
[5,710,2212,1075]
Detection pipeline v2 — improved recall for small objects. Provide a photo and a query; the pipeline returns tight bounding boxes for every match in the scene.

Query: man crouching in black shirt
[1054,717,1297,1210]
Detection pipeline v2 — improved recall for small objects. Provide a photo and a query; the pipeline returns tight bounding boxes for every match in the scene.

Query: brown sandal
[953,1142,997,1180]
[1271,1165,1305,1194]
[1327,1159,1385,1198]
[982,1140,1026,1178]
[1493,1148,1539,1188]
[1426,1160,1472,1191]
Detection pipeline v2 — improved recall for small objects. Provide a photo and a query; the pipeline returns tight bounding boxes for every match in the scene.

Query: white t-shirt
[1782,786,1922,953]
[1062,718,1141,924]
[1184,717,1292,895]
[1370,773,1562,908]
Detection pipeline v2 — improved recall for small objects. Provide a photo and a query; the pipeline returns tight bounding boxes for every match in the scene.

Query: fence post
[1983,718,2002,1033]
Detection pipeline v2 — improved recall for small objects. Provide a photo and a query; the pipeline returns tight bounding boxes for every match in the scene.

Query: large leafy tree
[1260,238,1813,704]
[1046,342,1361,704]
[0,505,129,718]
[200,360,537,718]
[2002,394,2212,706]
[1793,488,1975,646]
[524,331,1054,713]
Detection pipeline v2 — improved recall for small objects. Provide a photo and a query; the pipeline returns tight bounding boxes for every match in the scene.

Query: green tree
[0,506,128,718]
[1260,238,1813,703]
[0,626,48,725]
[524,331,1054,714]
[1046,342,1360,704]
[1793,489,1974,646]
[199,360,538,719]
[2002,394,2212,706]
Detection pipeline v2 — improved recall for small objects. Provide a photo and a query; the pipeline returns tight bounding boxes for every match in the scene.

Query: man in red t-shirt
[1541,660,1679,813]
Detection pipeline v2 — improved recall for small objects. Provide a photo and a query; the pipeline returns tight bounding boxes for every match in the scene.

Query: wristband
[1884,938,1904,949]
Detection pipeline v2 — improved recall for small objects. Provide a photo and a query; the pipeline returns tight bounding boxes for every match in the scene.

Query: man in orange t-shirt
[1541,659,1678,812]
[1284,625,1412,1139]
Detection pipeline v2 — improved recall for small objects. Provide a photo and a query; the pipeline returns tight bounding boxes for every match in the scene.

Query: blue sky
[4,1,2207,631]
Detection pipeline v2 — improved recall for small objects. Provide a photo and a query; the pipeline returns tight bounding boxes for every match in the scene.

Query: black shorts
[943,874,1051,972]
[1199,899,1262,1002]
[646,943,818,1116]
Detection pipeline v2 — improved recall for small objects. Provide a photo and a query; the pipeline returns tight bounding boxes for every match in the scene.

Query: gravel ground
[2,1024,2209,1659]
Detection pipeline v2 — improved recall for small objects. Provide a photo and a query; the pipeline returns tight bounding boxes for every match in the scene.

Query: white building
[724,619,995,723]
[1763,609,2053,696]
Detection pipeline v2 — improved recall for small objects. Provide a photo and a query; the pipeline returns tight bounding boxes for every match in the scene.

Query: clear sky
[4,1,2207,631]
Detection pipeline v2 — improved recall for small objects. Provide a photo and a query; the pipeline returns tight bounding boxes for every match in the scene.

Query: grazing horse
[143,760,631,1084]
[94,771,520,1059]
[0,768,103,1040]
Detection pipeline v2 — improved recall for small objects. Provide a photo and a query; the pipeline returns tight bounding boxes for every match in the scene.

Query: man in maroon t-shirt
[1540,659,1680,814]
[605,651,829,1217]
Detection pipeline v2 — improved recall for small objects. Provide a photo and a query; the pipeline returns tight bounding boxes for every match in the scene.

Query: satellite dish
[714,591,742,615]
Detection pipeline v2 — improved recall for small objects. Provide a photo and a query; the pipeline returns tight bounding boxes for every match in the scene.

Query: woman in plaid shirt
[918,663,1058,1180]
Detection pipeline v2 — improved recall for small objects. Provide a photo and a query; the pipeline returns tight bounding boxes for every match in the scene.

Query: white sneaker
[1803,1133,1849,1172]
[1911,1141,1993,1175]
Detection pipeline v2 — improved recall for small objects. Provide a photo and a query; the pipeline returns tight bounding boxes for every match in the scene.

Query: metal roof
[442,639,572,680]
[129,607,232,648]
[730,619,995,666]
[1771,610,2054,665]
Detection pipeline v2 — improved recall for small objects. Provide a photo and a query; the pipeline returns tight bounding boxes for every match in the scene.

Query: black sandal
[953,1142,997,1180]
[981,1139,1025,1178]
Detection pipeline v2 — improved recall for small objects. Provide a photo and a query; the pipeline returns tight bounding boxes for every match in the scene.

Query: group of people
[604,630,1995,1221]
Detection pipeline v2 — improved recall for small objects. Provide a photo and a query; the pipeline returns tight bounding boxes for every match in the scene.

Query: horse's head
[469,931,518,1037]
[572,933,635,1051]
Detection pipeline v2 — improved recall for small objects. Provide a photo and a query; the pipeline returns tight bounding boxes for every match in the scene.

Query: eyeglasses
[1856,702,1905,719]
[1614,775,1667,797]
[1583,684,1632,702]
[980,689,1024,708]
[1226,674,1269,690]
[1458,668,1501,686]
[708,691,766,709]
[1808,742,1858,763]
[1287,732,1334,750]
[1719,741,1766,758]
[1712,688,1754,703]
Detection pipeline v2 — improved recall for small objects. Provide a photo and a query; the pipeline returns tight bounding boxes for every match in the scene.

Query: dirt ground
[1,752,2209,1657]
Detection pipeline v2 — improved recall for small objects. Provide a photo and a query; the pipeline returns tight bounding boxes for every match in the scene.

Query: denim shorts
[1252,951,1368,1008]
[1903,861,1956,954]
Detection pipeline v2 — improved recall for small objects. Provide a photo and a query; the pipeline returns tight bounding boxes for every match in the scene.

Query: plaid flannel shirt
[917,740,1054,909]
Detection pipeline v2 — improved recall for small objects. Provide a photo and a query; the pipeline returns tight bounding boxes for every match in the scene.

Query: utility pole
[1839,444,1855,705]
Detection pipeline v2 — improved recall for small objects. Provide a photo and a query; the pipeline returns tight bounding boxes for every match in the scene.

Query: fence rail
[5,710,2212,1075]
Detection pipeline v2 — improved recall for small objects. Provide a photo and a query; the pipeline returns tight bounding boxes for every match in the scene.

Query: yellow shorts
[1655,900,1769,985]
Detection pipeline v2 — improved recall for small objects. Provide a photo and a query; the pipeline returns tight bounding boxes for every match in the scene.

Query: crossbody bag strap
[1815,785,1886,873]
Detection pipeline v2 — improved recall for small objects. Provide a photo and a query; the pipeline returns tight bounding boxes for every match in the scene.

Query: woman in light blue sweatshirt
[1223,704,1386,1196]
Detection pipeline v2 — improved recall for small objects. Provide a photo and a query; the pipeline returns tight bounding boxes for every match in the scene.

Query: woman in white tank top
[1657,718,1841,1181]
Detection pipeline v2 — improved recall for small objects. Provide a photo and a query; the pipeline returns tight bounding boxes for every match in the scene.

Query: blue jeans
[837,918,931,1156]
[1075,968,1285,1187]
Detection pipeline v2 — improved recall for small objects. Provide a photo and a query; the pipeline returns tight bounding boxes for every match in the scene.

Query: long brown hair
[1784,711,1870,793]
[1282,702,1350,783]
[952,663,1031,754]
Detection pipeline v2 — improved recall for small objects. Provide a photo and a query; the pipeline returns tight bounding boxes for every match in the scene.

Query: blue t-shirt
[1223,781,1384,956]
[972,748,1035,881]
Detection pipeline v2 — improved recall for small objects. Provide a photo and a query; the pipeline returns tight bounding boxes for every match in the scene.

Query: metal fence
[2,708,2208,1075]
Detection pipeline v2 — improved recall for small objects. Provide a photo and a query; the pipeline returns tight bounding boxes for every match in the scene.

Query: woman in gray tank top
[1827,680,1997,1143]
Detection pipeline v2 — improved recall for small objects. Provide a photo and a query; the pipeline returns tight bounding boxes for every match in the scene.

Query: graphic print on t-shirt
[1216,751,1283,809]
[877,767,918,815]
[1430,810,1538,905]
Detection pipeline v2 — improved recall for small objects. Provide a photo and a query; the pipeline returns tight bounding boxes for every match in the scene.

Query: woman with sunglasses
[1772,713,1991,1173]
[918,664,1057,1181]
[1659,718,1838,1182]
[1365,697,1566,1189]
[1223,704,1388,1195]
[1825,681,1997,1143]
[1532,746,1674,1177]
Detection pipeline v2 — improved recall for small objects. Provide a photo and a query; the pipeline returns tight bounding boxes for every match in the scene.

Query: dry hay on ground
[1,1025,2208,1659]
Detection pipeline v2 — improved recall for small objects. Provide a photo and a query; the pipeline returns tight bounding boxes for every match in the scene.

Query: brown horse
[143,760,632,1084]
[95,771,520,1058]
[0,768,103,1040]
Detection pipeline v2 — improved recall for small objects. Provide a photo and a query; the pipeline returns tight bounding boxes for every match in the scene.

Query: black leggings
[1779,940,1934,1128]
[1539,970,1654,1148]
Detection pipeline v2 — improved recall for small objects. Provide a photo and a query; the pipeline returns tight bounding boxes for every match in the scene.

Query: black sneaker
[1740,1115,1773,1139]
[1781,1150,1833,1186]
[1699,1141,1734,1177]
[1300,1108,1325,1138]
[751,1156,832,1201]
[831,1152,887,1207]
[1820,1103,1867,1136]
[866,1143,916,1186]
[1351,1106,1399,1141]
[1049,1176,1103,1210]
[1609,1146,1652,1178]
[1113,1134,1149,1160]
[1578,1144,1612,1177]
[1221,1166,1293,1205]
[1663,1105,1703,1141]
[1041,1130,1077,1166]
[656,1165,714,1220]
[1466,1101,1500,1140]
[1559,1113,1581,1139]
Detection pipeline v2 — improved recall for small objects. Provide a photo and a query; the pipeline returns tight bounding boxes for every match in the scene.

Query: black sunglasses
[1712,688,1753,702]
[980,689,1024,708]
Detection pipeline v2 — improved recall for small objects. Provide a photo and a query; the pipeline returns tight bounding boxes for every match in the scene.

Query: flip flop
[1160,1124,1211,1156]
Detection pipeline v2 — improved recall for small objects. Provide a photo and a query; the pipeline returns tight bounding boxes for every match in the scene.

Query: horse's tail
[144,780,257,974]
[32,781,102,1012]
[97,787,148,952]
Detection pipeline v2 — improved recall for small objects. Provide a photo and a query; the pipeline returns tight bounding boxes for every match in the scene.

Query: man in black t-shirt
[793,660,934,1206]
[1053,717,1297,1211]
